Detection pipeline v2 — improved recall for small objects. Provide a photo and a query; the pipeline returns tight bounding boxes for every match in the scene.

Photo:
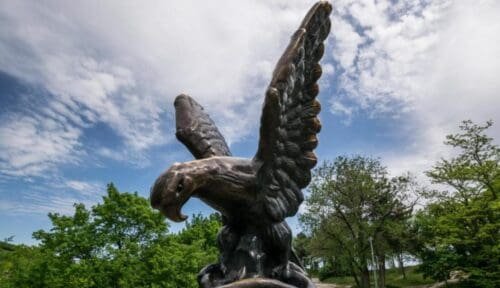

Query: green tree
[383,217,417,280]
[175,213,221,252]
[300,156,416,288]
[144,212,221,287]
[28,184,168,288]
[88,184,169,288]
[143,214,221,288]
[416,120,500,287]
[426,120,499,202]
[293,232,310,268]
[0,244,49,288]
[416,194,500,287]
[0,183,222,288]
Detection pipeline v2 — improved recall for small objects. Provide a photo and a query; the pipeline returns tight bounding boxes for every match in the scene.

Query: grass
[385,266,435,287]
[322,275,355,285]
[323,265,436,287]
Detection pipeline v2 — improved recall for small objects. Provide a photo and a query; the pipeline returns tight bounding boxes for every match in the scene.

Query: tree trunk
[398,253,406,279]
[377,255,386,288]
[350,262,361,288]
[361,267,370,288]
[352,271,361,288]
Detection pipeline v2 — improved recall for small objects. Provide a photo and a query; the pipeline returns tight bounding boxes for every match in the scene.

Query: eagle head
[150,162,198,222]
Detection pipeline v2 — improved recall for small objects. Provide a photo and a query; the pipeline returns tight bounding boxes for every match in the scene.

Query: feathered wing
[255,1,331,222]
[174,94,232,159]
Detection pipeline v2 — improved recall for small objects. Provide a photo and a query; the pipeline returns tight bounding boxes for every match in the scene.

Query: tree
[426,120,499,202]
[383,217,417,280]
[28,183,169,288]
[0,243,49,288]
[300,156,416,288]
[93,183,168,248]
[416,120,500,287]
[1,183,222,288]
[143,214,221,288]
[175,213,221,252]
[416,194,500,287]
[292,232,310,268]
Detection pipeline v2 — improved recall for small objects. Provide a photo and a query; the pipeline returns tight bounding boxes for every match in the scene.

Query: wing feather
[255,1,331,222]
[174,94,231,159]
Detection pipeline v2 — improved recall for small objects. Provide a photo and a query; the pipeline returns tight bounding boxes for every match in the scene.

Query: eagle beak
[150,173,190,222]
[164,205,188,222]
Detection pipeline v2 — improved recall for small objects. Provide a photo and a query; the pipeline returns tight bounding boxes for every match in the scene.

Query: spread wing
[255,1,331,222]
[174,94,232,159]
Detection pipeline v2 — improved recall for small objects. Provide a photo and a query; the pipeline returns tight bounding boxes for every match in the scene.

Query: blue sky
[1,0,499,244]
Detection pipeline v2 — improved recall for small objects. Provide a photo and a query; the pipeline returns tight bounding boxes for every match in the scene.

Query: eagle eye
[174,179,184,198]
[176,180,184,193]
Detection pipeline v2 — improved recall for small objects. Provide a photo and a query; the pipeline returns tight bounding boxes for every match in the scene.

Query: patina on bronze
[150,2,331,287]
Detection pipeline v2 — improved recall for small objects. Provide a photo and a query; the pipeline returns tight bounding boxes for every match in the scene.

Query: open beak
[150,176,189,222]
[163,204,188,222]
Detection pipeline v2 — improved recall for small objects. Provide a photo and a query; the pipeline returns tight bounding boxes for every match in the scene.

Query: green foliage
[141,213,222,288]
[0,183,222,288]
[416,194,500,286]
[143,236,217,288]
[384,265,435,287]
[318,262,343,281]
[426,120,499,202]
[323,265,435,287]
[176,213,221,252]
[416,120,500,287]
[292,232,311,269]
[93,183,168,247]
[300,156,417,288]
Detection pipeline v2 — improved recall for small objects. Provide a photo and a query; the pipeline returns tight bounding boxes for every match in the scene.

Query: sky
[1,0,499,244]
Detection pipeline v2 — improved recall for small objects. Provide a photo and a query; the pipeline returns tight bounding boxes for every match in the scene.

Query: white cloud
[0,111,82,178]
[331,0,448,113]
[1,0,499,186]
[65,180,103,196]
[0,193,96,216]
[330,100,353,124]
[95,147,152,168]
[330,14,364,69]
[329,0,500,178]
[0,179,105,215]
[0,0,319,177]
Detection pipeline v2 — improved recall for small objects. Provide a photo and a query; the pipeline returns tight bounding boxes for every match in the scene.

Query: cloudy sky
[1,0,499,244]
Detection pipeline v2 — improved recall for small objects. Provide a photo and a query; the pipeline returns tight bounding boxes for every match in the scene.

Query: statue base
[197,222,315,288]
[213,277,302,288]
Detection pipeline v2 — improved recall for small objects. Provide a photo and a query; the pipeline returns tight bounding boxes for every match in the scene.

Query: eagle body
[152,157,263,223]
[152,156,300,286]
[150,2,332,287]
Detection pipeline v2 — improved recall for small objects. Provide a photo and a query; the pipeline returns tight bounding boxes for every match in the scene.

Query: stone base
[198,261,315,288]
[217,278,298,288]
[197,222,315,288]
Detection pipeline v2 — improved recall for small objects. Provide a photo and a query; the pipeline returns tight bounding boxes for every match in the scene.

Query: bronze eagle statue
[150,2,331,287]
